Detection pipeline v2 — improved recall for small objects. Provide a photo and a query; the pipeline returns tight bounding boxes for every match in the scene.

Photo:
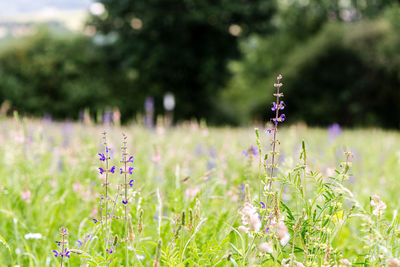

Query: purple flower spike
[129,179,135,187]
[260,201,265,209]
[98,153,106,161]
[110,166,116,174]
[128,156,134,163]
[128,167,134,175]
[52,250,58,257]
[122,199,128,205]
[98,167,104,174]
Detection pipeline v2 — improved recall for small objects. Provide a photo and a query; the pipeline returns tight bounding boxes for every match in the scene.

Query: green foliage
[0,29,126,120]
[224,7,400,127]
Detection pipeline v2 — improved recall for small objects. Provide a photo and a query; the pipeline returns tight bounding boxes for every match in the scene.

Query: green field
[0,118,399,266]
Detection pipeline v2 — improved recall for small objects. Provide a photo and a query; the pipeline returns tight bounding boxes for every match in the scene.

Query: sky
[0,0,93,31]
[0,0,92,15]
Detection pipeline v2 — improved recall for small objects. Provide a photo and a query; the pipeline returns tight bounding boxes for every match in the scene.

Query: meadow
[0,115,399,266]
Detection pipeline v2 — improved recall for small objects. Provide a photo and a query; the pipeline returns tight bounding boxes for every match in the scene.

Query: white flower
[239,203,261,233]
[258,242,273,253]
[24,233,43,240]
[238,226,249,233]
[276,221,290,246]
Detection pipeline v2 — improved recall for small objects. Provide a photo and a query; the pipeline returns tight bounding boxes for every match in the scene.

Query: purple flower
[250,145,258,156]
[272,114,285,123]
[122,199,128,205]
[98,153,106,161]
[128,156,134,163]
[93,219,98,224]
[242,150,249,157]
[110,166,116,174]
[98,167,105,174]
[63,248,70,258]
[145,97,154,112]
[119,168,124,174]
[128,167,134,175]
[129,179,135,187]
[328,123,341,139]
[76,240,82,247]
[55,241,61,246]
[271,101,285,111]
[106,246,114,254]
[260,202,265,209]
[52,250,58,257]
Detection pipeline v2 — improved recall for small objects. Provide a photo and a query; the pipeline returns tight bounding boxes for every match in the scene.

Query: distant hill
[0,1,91,38]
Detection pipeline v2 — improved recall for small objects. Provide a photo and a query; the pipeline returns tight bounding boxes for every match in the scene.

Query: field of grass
[0,117,399,266]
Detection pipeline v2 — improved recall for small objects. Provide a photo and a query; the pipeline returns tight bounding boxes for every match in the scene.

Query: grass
[0,117,399,266]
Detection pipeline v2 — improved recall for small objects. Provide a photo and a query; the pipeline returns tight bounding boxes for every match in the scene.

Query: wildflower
[282,259,304,267]
[185,187,200,199]
[271,101,285,111]
[128,156,134,163]
[243,145,259,157]
[328,123,342,139]
[106,246,114,254]
[260,202,265,209]
[339,259,351,266]
[272,114,286,123]
[110,166,116,173]
[258,242,273,253]
[122,199,128,205]
[239,202,261,232]
[98,167,105,174]
[98,153,106,161]
[21,189,31,203]
[24,233,42,240]
[72,181,82,193]
[276,221,290,246]
[93,219,98,224]
[238,226,249,233]
[370,194,386,217]
[387,257,400,267]
[76,240,82,247]
[129,179,135,187]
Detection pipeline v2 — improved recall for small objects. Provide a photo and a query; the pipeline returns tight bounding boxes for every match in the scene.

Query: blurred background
[0,0,399,128]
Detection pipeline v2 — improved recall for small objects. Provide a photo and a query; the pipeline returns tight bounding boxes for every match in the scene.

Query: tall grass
[0,109,399,265]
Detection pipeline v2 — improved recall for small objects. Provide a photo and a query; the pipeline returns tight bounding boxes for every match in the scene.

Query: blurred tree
[0,29,125,119]
[88,0,276,123]
[222,2,400,127]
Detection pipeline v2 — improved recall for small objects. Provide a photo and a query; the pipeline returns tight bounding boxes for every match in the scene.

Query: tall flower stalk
[52,227,70,267]
[119,133,135,265]
[267,74,285,192]
[98,131,116,252]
